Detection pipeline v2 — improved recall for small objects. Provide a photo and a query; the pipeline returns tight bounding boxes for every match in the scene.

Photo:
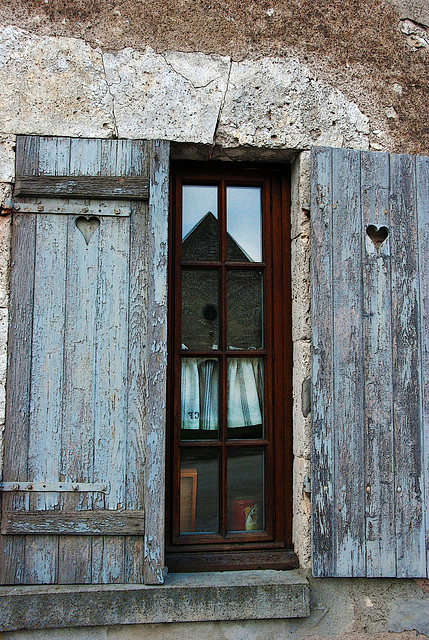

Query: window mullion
[219,179,228,537]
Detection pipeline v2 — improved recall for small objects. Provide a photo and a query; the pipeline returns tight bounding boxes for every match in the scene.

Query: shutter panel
[0,136,169,585]
[311,147,429,578]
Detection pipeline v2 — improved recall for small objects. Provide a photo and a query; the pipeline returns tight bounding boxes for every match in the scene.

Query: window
[166,163,295,571]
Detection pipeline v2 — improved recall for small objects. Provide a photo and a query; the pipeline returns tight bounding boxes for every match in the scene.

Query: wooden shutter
[0,136,169,585]
[311,146,429,578]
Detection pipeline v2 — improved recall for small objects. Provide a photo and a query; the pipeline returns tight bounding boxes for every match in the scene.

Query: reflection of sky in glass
[183,185,218,239]
[227,187,262,262]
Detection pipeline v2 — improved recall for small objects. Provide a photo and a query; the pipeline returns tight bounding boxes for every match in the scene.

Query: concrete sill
[0,570,310,632]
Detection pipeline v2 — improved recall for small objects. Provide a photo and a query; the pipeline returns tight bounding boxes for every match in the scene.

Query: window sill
[0,570,310,632]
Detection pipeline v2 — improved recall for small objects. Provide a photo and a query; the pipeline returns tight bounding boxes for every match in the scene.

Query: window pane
[227,187,262,262]
[181,358,219,439]
[182,270,219,350]
[180,450,219,534]
[227,358,264,439]
[227,448,264,532]
[227,270,263,350]
[183,185,218,261]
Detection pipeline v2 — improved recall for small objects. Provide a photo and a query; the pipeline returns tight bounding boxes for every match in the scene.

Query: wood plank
[166,550,299,573]
[92,536,125,584]
[91,214,130,583]
[70,138,102,177]
[416,154,429,578]
[15,136,40,176]
[144,140,169,584]
[25,213,68,583]
[390,153,426,577]
[3,511,144,535]
[332,148,365,576]
[58,537,91,584]
[125,143,150,584]
[58,210,100,584]
[14,176,149,200]
[0,214,37,584]
[361,150,396,577]
[125,202,148,583]
[38,136,71,177]
[311,147,336,578]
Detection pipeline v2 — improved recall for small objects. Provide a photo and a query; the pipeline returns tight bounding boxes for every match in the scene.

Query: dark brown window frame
[166,162,297,572]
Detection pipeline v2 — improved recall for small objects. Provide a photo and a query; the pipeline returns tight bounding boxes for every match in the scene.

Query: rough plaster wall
[0,0,428,155]
[0,26,370,150]
[291,151,312,568]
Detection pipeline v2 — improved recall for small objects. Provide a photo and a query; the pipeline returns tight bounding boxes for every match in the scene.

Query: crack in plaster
[101,51,118,138]
[159,52,227,90]
[211,58,233,150]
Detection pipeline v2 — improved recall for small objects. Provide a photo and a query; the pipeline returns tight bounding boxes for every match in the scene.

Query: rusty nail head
[38,204,44,212]
[114,208,120,215]
[13,204,21,211]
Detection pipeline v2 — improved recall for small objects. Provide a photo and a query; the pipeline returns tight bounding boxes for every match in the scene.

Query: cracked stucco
[0,26,372,151]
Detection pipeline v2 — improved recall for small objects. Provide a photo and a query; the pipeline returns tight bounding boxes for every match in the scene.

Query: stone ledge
[0,570,310,632]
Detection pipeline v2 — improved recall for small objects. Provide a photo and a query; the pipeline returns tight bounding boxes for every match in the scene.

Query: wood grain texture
[14,176,149,200]
[361,151,396,577]
[25,212,68,583]
[311,147,336,577]
[58,211,99,584]
[3,511,144,535]
[312,147,429,578]
[417,155,429,578]
[144,140,170,585]
[91,213,130,583]
[15,136,40,176]
[390,154,425,577]
[0,214,36,584]
[332,148,365,576]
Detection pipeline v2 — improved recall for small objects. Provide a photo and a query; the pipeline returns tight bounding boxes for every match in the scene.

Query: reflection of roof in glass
[183,211,253,262]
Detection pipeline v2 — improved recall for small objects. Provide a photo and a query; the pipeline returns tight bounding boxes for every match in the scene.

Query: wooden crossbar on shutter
[0,136,169,585]
[311,146,429,578]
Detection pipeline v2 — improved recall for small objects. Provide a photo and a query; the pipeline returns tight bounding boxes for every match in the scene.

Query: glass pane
[182,270,219,350]
[180,450,219,534]
[227,270,263,350]
[181,358,219,439]
[183,185,218,261]
[227,358,264,439]
[227,448,264,532]
[227,187,262,262]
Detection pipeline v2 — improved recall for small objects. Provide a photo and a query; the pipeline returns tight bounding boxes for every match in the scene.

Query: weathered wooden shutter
[0,136,169,585]
[311,146,429,577]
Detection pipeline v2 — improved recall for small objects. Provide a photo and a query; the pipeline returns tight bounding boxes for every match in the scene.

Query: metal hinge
[7,199,130,217]
[0,482,110,493]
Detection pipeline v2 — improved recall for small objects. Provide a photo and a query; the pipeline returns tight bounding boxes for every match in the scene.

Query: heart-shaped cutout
[366,224,389,248]
[76,216,100,245]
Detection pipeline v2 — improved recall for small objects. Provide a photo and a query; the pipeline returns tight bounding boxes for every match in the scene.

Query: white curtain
[181,358,263,430]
